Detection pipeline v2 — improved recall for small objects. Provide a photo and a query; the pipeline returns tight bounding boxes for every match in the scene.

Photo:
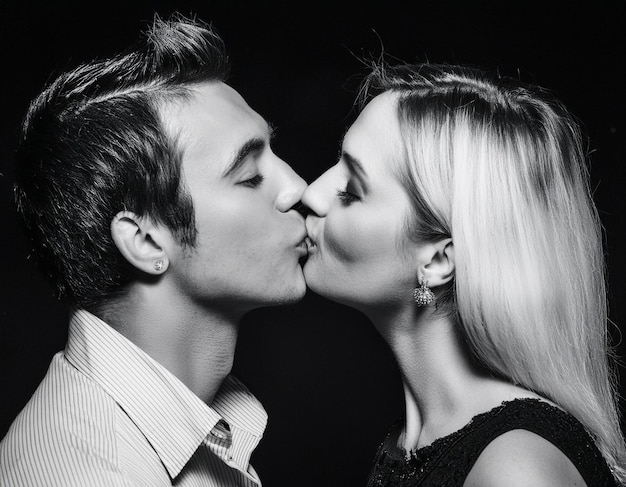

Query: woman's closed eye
[238,174,265,188]
[337,187,360,204]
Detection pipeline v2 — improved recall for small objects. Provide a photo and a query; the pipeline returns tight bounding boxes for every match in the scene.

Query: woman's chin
[303,263,333,299]
[303,270,351,309]
[302,263,321,292]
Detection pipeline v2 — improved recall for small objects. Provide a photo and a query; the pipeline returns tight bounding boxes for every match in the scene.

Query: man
[0,14,307,486]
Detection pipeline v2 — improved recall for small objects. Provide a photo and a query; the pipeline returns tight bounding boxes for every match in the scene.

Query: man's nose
[275,159,307,213]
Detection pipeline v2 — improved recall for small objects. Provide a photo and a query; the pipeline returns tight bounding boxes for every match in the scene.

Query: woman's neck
[371,306,536,453]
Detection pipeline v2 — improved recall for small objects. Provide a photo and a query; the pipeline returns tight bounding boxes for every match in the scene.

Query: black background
[1,1,624,485]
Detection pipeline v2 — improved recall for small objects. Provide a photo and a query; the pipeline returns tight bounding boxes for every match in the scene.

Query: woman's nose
[301,168,334,217]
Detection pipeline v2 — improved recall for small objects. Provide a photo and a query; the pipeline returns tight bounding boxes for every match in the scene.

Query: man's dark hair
[14,14,230,309]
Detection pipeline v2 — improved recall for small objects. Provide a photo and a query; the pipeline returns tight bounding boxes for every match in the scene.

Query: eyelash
[239,174,265,188]
[336,189,360,204]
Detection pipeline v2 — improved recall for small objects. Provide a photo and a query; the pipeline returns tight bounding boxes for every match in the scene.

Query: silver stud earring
[413,276,435,307]
[154,260,164,272]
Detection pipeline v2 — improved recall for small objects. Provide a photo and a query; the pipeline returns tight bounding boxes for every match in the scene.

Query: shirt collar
[64,309,267,479]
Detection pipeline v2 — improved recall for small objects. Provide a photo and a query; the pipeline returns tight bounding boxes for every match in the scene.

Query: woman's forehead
[342,92,403,174]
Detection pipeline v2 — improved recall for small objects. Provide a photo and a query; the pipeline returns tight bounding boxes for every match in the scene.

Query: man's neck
[93,283,240,405]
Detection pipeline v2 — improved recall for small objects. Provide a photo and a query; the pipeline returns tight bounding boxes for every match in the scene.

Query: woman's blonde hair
[360,62,625,482]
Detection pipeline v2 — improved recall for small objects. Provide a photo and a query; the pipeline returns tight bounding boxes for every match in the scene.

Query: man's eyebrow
[222,123,275,178]
[223,138,264,177]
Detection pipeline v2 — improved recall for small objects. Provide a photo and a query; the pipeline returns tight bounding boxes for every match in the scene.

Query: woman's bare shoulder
[463,428,586,487]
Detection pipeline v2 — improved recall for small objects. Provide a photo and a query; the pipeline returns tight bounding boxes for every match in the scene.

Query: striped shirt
[0,309,268,486]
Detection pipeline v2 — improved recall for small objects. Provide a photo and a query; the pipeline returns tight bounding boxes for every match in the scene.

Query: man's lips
[295,237,309,265]
[296,239,307,249]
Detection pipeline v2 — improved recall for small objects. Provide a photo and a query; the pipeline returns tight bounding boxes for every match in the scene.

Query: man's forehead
[162,81,270,176]
[184,82,257,123]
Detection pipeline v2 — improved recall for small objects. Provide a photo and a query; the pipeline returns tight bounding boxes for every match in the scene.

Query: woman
[302,62,625,486]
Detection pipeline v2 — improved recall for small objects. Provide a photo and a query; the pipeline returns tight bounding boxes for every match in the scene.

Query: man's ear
[110,211,171,275]
[418,238,455,288]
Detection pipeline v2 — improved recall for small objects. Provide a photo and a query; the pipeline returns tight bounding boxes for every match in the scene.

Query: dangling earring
[413,276,435,307]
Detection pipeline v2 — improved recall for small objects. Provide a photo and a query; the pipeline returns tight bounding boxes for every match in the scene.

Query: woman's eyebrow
[342,150,368,182]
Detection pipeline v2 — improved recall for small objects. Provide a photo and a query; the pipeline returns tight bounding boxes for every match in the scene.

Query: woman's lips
[304,219,319,253]
[305,236,317,252]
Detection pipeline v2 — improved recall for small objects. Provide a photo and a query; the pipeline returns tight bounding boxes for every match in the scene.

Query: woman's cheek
[324,213,385,265]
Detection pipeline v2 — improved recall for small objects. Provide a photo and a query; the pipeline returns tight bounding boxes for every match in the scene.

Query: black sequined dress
[366,398,616,486]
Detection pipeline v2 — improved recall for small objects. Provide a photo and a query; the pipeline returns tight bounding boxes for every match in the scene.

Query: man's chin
[269,275,307,306]
[288,276,307,303]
